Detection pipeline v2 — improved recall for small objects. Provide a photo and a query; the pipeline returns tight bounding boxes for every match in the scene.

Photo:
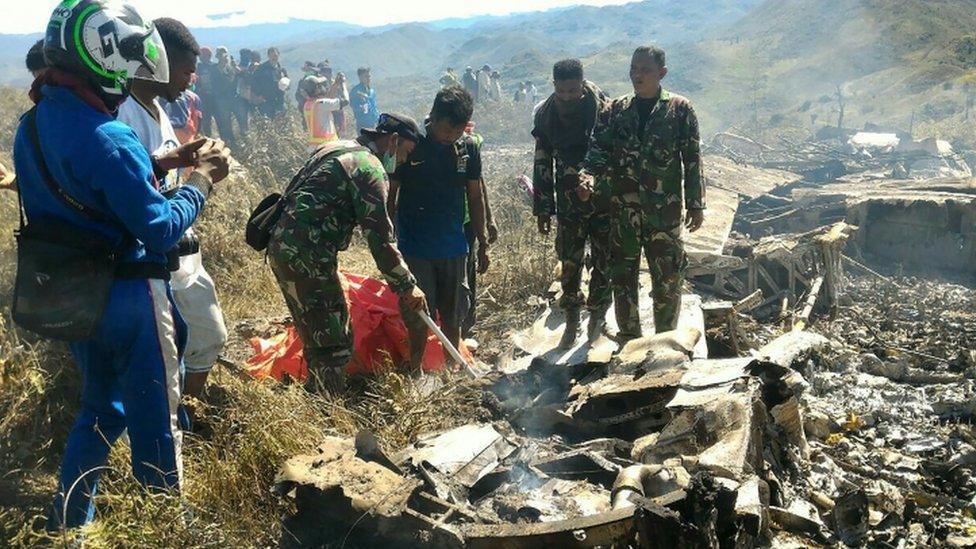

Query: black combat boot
[586,309,608,343]
[559,308,581,349]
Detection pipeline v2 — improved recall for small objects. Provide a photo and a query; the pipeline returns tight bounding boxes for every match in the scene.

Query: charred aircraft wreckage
[274,131,976,548]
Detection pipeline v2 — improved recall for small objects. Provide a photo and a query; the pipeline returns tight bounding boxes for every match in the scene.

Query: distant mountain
[0,0,760,86]
[111,0,766,123]
[272,0,762,91]
[0,34,43,86]
[6,0,970,144]
[280,24,466,79]
[477,0,762,54]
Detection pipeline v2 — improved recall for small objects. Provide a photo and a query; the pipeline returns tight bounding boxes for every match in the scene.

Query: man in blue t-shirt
[350,67,380,131]
[389,85,490,370]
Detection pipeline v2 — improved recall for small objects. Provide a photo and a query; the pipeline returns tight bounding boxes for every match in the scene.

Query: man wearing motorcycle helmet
[13,0,230,530]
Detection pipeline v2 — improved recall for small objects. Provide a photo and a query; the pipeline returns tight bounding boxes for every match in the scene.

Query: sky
[0,0,636,35]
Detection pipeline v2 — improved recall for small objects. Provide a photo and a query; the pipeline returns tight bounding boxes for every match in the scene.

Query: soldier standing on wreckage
[532,58,615,348]
[580,45,705,339]
[267,114,428,393]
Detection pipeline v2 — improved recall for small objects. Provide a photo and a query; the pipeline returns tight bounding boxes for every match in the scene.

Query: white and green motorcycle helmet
[44,0,169,97]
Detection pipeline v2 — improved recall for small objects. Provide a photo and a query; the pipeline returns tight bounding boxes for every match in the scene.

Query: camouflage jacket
[532,80,612,216]
[583,88,705,228]
[268,140,416,293]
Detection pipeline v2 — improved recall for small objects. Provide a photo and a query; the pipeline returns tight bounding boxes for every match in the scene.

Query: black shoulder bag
[246,145,367,252]
[11,108,121,341]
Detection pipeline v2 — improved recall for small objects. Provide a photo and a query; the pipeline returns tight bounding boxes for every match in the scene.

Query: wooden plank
[756,264,781,295]
[733,289,764,313]
[794,276,825,331]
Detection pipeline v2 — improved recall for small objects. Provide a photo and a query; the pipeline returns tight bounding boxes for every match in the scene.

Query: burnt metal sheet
[706,155,802,199]
[504,306,617,373]
[463,506,637,548]
[504,282,708,374]
[407,424,517,500]
[686,186,739,257]
[678,358,753,390]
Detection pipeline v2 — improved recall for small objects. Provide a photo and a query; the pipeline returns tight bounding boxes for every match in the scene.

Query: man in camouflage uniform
[532,58,614,348]
[268,114,428,393]
[580,46,705,339]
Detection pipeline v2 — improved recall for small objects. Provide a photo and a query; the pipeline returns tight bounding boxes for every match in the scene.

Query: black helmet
[44,0,169,97]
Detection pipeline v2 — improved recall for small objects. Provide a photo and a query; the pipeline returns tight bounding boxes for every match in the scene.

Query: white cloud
[2,0,636,34]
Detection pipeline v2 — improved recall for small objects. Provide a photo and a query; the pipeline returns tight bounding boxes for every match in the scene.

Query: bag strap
[23,107,109,223]
[281,144,369,200]
[15,169,25,232]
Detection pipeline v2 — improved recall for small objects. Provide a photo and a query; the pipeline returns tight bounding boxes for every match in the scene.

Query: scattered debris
[276,141,976,547]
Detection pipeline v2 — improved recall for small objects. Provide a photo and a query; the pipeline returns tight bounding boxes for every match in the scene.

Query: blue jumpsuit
[13,84,206,529]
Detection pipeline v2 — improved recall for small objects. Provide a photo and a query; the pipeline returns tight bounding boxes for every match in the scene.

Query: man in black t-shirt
[388,86,490,371]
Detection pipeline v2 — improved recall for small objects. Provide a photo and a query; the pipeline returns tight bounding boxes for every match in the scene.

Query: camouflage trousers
[556,206,613,313]
[610,192,687,337]
[268,256,351,393]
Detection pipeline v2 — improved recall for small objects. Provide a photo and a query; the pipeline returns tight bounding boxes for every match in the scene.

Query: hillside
[0,0,760,87]
[191,19,366,53]
[479,0,762,51]
[281,24,466,79]
[690,0,976,140]
[3,0,976,142]
[272,0,761,89]
[0,34,42,87]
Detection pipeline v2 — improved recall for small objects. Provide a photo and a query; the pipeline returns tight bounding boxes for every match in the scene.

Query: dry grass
[0,85,554,546]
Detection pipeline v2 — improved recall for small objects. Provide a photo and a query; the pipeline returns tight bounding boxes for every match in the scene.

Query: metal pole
[418,310,479,377]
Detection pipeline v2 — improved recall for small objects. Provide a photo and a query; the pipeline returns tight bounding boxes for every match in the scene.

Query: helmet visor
[122,19,169,85]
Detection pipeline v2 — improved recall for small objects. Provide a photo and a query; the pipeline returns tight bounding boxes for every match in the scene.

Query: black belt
[115,262,171,281]
[176,235,200,256]
[166,234,201,271]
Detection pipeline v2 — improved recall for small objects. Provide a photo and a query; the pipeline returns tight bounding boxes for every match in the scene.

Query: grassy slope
[512,0,976,143]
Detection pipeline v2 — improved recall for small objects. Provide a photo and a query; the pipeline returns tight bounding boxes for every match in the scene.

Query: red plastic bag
[245,272,473,382]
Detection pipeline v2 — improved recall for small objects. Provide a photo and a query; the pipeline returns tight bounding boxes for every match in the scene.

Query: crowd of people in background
[190,45,289,149]
[172,46,377,152]
[147,44,544,157]
[442,65,537,106]
[515,80,541,104]
[440,65,539,103]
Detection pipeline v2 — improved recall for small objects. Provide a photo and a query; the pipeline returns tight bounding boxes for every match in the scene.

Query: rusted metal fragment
[565,368,684,439]
[276,436,427,547]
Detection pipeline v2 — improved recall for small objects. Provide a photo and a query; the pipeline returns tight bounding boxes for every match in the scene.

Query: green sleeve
[348,152,417,293]
[583,101,615,177]
[680,104,705,210]
[532,136,556,216]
